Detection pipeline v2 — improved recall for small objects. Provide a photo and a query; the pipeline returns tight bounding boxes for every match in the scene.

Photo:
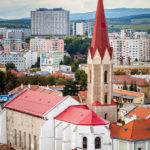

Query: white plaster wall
[39,96,80,150]
[55,121,112,150]
[0,109,7,144]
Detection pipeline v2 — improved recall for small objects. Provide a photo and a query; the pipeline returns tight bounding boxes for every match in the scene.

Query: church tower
[87,0,117,122]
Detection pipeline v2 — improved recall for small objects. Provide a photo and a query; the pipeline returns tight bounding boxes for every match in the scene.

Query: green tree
[131,69,140,75]
[6,63,17,71]
[0,71,5,94]
[63,80,78,96]
[129,81,134,91]
[123,81,128,90]
[47,76,56,85]
[133,81,137,92]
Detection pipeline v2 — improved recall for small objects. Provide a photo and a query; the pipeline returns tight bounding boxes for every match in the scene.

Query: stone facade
[87,49,117,122]
[6,109,45,150]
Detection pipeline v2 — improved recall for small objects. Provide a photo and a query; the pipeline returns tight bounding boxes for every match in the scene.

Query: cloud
[0,0,149,19]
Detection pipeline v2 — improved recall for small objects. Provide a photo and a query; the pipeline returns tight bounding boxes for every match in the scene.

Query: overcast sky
[0,0,150,19]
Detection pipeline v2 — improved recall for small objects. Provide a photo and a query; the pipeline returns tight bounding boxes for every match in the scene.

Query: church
[0,0,117,150]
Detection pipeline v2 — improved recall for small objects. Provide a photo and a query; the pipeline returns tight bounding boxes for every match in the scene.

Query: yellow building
[0,63,6,72]
[114,63,150,75]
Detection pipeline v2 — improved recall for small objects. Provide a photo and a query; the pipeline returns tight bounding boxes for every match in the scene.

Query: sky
[0,0,150,19]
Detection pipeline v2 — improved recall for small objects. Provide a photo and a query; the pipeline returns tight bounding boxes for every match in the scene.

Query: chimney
[28,84,31,89]
[21,84,24,89]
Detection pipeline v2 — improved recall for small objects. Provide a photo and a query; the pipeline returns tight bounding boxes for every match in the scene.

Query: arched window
[105,93,108,104]
[95,137,101,149]
[89,70,92,83]
[104,113,108,119]
[83,137,87,149]
[104,71,108,84]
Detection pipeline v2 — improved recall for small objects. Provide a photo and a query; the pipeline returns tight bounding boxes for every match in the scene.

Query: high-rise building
[4,38,22,54]
[72,21,90,36]
[31,8,70,37]
[87,0,117,122]
[110,37,150,62]
[30,38,64,56]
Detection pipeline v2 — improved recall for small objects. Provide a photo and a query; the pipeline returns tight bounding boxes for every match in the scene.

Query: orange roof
[50,72,73,80]
[111,119,150,140]
[0,63,5,68]
[126,106,150,119]
[110,123,121,138]
[114,89,143,97]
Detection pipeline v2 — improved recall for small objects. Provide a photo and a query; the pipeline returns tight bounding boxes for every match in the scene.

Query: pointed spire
[89,0,113,59]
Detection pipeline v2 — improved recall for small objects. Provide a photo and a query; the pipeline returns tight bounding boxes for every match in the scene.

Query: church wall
[6,109,45,150]
[40,96,80,150]
[95,105,117,123]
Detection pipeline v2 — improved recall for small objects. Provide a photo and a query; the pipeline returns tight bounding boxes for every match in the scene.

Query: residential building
[41,65,71,74]
[125,106,150,123]
[0,28,31,40]
[30,38,64,56]
[31,8,70,37]
[110,37,150,62]
[113,89,145,108]
[114,75,150,97]
[40,51,64,67]
[4,38,22,54]
[0,51,37,71]
[50,72,74,80]
[111,119,150,150]
[114,63,150,75]
[72,21,90,36]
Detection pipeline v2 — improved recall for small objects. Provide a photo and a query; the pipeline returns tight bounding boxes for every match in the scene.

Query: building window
[104,113,108,119]
[105,93,108,104]
[104,71,108,84]
[89,70,92,83]
[95,137,101,149]
[19,131,21,147]
[24,132,26,149]
[29,134,31,150]
[83,137,87,149]
[34,136,37,150]
[14,129,17,146]
[138,148,142,150]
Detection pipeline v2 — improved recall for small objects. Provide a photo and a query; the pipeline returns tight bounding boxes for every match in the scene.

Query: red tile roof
[89,0,113,59]
[92,100,117,106]
[92,101,101,106]
[0,63,5,68]
[126,106,150,119]
[111,119,150,140]
[110,123,121,138]
[51,72,73,80]
[114,75,149,86]
[5,89,64,118]
[55,105,109,126]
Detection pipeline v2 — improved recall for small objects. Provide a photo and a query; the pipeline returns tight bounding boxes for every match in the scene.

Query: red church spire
[89,0,113,59]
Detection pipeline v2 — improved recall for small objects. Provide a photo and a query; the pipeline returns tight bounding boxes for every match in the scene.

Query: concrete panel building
[31,8,70,37]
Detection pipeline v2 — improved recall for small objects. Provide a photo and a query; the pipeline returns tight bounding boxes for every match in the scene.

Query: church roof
[5,89,64,118]
[55,105,109,126]
[89,0,113,59]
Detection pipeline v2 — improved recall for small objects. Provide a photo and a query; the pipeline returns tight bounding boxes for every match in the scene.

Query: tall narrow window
[104,113,108,119]
[14,129,17,146]
[24,132,26,149]
[104,71,108,84]
[89,70,92,83]
[34,136,37,150]
[83,137,87,149]
[19,131,21,147]
[105,93,108,104]
[95,137,101,149]
[29,134,31,150]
